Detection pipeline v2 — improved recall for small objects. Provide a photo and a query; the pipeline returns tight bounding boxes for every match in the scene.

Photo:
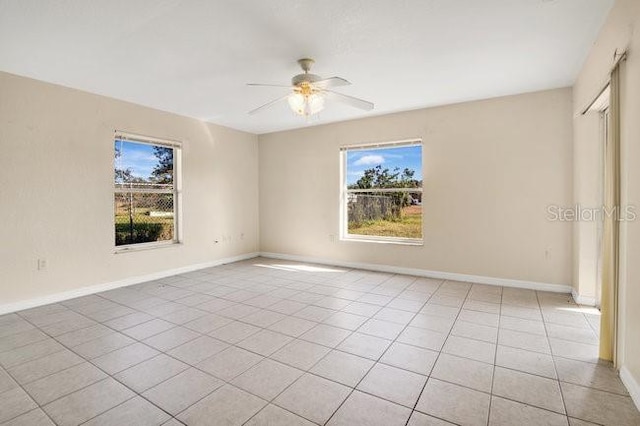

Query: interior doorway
[584,79,618,363]
[587,85,610,310]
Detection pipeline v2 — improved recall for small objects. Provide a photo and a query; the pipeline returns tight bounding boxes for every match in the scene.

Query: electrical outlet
[37,259,47,270]
[329,234,336,243]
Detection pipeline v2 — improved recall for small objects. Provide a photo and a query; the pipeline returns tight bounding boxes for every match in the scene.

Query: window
[341,140,423,244]
[114,132,181,248]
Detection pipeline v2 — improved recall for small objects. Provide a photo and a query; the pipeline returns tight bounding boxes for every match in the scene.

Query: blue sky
[346,145,422,185]
[114,140,158,179]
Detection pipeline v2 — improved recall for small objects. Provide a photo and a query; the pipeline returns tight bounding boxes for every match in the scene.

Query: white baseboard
[259,252,573,293]
[571,289,597,306]
[0,252,259,315]
[620,365,640,411]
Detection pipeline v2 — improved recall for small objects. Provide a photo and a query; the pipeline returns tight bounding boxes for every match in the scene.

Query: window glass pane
[114,193,174,246]
[345,144,422,241]
[114,138,177,247]
[114,139,173,186]
[346,145,422,188]
[347,191,422,239]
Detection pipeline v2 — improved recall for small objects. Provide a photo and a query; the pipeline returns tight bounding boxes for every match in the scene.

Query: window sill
[114,240,182,254]
[340,236,424,246]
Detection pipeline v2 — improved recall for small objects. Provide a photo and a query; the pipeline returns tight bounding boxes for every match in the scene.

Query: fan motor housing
[292,73,321,87]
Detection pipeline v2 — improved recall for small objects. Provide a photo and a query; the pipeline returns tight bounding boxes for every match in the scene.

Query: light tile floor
[1,257,639,425]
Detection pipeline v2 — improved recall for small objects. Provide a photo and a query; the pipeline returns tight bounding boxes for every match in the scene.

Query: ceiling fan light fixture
[248,58,372,117]
[287,92,325,116]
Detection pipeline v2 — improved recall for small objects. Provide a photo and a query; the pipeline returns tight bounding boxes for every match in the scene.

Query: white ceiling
[0,0,613,134]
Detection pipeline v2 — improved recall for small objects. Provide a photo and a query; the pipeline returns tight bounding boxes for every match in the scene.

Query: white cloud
[354,154,385,166]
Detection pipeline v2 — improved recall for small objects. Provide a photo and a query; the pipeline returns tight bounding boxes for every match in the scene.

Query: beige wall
[0,72,259,307]
[573,0,640,400]
[259,88,574,287]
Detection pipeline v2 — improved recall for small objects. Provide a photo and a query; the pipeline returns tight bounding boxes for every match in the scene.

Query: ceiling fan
[248,58,374,117]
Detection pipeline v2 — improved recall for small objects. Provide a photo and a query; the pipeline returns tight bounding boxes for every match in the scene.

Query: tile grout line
[321,277,444,425]
[262,276,436,425]
[5,313,152,425]
[401,281,473,426]
[485,285,504,426]
[0,298,604,377]
[83,270,402,424]
[11,302,192,424]
[239,271,411,425]
[536,290,571,424]
[0,367,59,426]
[6,268,302,424]
[146,267,396,424]
[0,312,101,425]
[10,294,580,384]
[263,275,417,424]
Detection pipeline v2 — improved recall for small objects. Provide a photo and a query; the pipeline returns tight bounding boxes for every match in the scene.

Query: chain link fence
[114,190,174,246]
[348,193,399,225]
[347,191,421,225]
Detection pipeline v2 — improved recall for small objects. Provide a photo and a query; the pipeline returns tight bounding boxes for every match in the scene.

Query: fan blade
[248,95,290,115]
[325,90,374,111]
[313,77,351,89]
[247,83,292,88]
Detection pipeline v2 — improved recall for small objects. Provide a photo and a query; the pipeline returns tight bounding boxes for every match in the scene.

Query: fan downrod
[297,58,315,73]
[292,58,320,86]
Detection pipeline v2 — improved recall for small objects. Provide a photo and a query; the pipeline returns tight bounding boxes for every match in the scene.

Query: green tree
[114,144,133,183]
[347,166,422,224]
[349,165,421,190]
[151,146,174,215]
[152,146,174,184]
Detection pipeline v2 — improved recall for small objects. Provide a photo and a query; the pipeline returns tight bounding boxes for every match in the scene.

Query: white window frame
[114,131,182,252]
[340,139,423,245]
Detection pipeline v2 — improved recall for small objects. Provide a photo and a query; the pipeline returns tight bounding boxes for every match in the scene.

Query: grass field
[348,205,422,239]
